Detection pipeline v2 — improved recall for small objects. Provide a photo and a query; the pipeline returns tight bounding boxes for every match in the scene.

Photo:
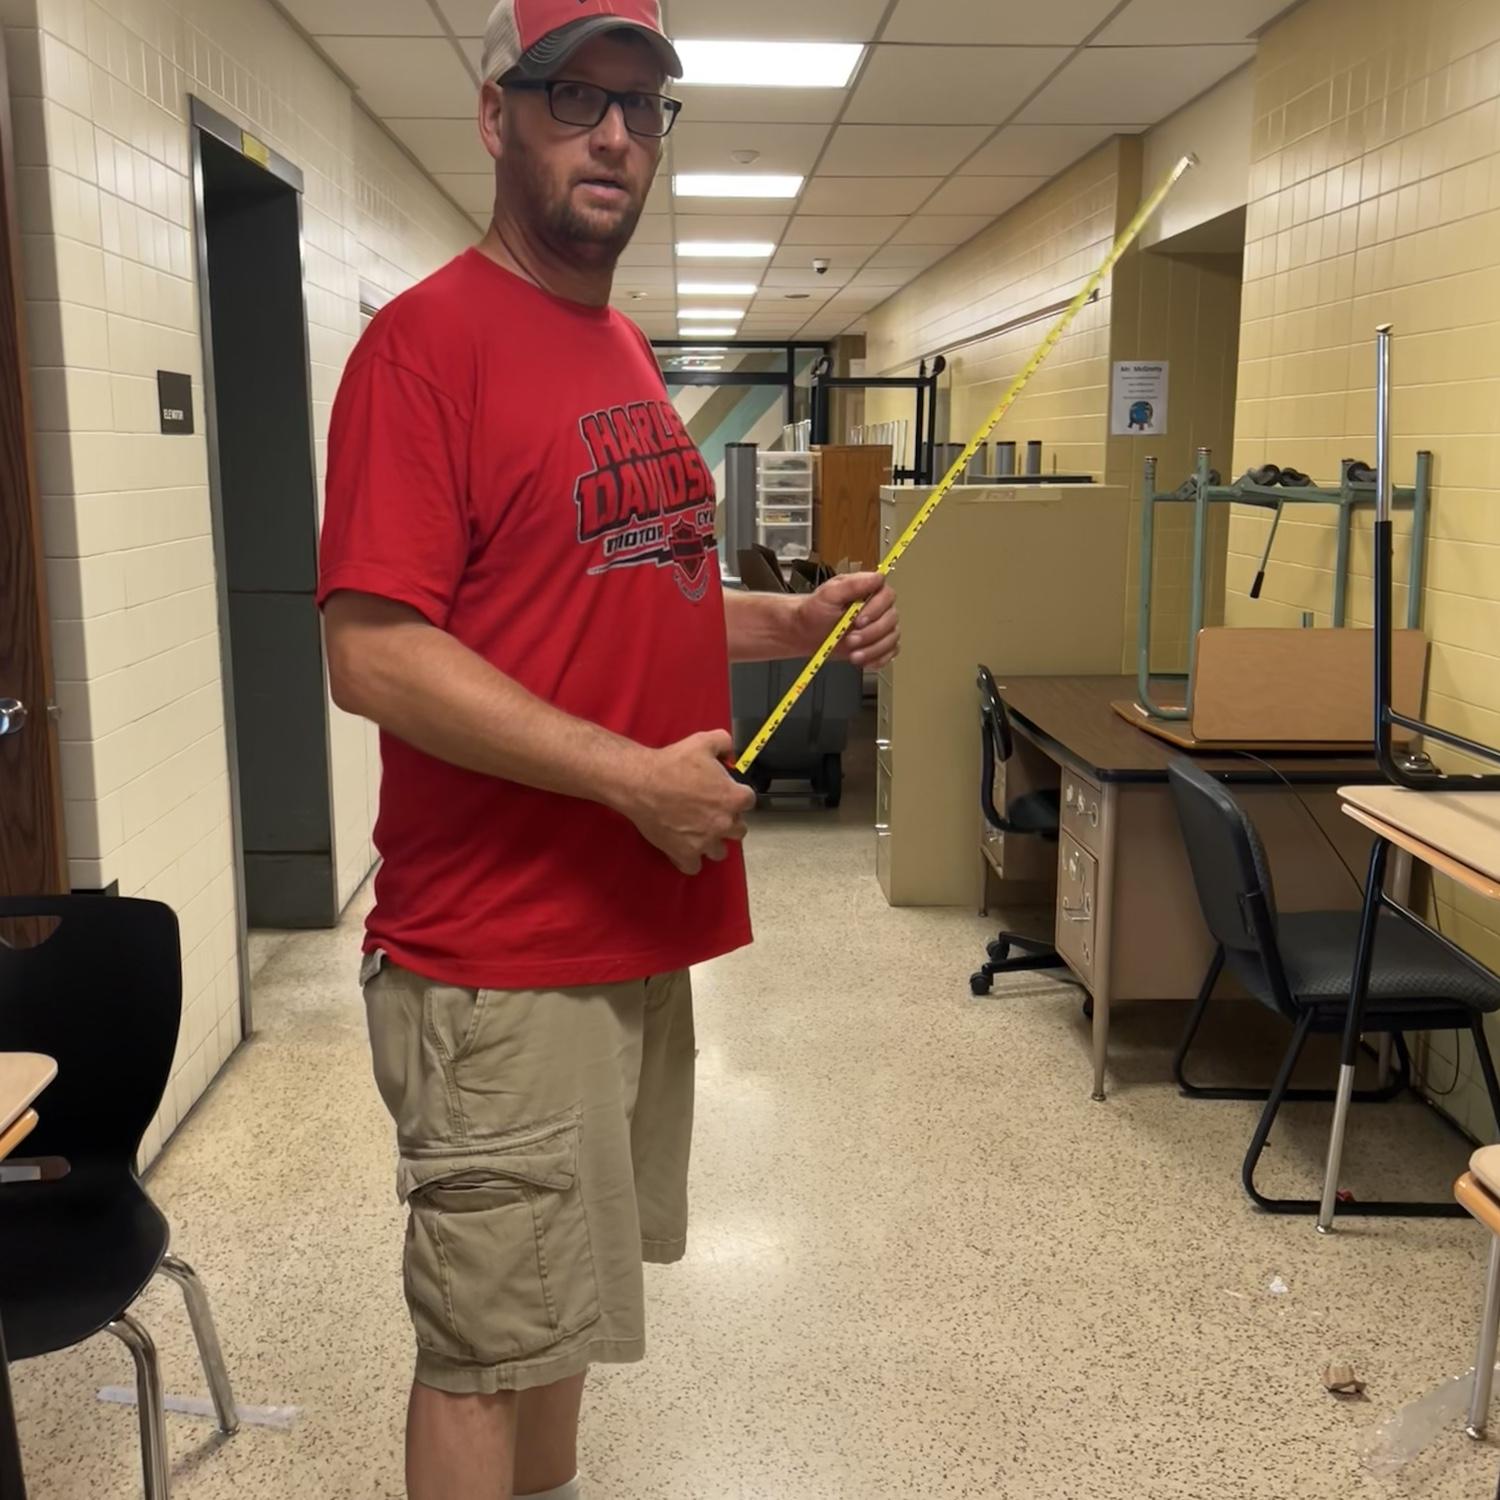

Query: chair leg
[1469,1237,1500,1439]
[1174,947,1226,1096]
[107,1314,170,1500]
[1471,1018,1500,1141]
[158,1255,239,1436]
[1242,1011,1315,1212]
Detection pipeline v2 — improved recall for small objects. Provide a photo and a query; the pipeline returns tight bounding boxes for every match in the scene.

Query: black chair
[1167,759,1500,1215]
[0,897,238,1497]
[970,667,1068,996]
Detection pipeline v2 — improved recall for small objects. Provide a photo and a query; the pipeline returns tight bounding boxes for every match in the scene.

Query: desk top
[998,676,1388,785]
[0,1052,56,1135]
[1340,786,1500,891]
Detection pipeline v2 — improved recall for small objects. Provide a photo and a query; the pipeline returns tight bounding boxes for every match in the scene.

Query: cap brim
[508,16,683,81]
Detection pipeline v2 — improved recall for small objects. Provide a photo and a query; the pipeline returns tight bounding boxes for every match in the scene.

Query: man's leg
[514,1371,587,1496]
[407,1385,517,1500]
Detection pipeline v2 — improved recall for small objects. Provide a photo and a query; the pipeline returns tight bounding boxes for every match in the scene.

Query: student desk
[1317,788,1500,1232]
[986,677,1396,1100]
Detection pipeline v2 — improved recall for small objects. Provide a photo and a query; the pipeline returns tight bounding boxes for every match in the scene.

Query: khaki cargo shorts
[360,952,696,1395]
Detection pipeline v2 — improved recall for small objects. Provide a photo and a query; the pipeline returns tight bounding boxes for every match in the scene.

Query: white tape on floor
[97,1387,301,1430]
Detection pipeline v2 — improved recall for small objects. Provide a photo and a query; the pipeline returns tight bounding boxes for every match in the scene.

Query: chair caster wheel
[986,939,1010,963]
[970,973,993,996]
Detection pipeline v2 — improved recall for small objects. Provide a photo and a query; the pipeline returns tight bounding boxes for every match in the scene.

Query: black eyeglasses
[504,79,682,139]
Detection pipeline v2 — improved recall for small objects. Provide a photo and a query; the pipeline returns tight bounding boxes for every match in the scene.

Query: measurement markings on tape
[735,153,1199,776]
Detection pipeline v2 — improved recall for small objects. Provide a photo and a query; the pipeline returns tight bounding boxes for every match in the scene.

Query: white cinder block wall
[2,0,478,1162]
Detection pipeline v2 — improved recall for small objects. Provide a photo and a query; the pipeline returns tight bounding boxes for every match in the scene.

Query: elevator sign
[157,371,194,435]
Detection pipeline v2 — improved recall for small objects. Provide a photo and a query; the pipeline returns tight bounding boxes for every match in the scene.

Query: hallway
[10,754,1499,1499]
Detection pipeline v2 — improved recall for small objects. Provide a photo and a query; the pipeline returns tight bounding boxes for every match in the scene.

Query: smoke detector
[730,149,761,165]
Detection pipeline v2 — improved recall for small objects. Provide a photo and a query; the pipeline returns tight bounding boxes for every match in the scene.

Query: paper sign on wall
[1112,361,1169,436]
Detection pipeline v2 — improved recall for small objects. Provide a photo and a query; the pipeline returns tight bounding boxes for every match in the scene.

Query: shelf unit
[757,451,817,561]
[1137,447,1432,722]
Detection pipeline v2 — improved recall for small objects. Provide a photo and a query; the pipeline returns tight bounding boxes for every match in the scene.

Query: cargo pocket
[401,1113,601,1365]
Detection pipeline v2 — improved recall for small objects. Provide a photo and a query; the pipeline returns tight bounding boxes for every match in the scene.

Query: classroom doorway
[191,100,336,1027]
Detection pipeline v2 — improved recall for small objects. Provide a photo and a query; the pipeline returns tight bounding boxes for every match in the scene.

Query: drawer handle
[876,738,892,751]
[874,823,890,835]
[1065,784,1076,808]
[1088,802,1099,827]
[1062,894,1093,922]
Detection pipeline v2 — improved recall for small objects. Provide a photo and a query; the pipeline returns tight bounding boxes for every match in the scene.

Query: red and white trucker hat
[483,0,684,84]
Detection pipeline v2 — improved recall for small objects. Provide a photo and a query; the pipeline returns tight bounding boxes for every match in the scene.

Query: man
[318,3,900,1496]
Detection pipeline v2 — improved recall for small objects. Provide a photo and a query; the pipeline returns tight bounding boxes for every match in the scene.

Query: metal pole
[1185,446,1212,717]
[1373,326,1396,771]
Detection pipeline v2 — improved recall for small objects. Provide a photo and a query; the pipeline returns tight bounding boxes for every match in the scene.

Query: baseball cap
[483,0,684,85]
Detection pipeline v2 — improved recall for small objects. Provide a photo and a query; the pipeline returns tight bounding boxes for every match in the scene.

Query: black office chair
[0,897,238,1497]
[1166,759,1500,1215]
[970,666,1068,996]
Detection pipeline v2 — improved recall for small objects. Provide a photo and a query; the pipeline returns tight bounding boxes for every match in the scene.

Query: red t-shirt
[318,249,752,990]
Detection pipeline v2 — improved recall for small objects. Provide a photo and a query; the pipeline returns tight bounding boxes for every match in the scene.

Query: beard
[500,135,646,266]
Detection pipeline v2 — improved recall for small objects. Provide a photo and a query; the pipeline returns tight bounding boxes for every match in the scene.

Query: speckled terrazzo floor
[11,715,1500,1498]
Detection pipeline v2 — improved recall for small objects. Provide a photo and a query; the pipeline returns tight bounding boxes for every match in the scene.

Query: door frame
[0,27,66,896]
[189,97,323,1036]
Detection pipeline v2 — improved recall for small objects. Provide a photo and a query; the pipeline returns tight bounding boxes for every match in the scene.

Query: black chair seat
[1229,911,1500,1013]
[0,1167,168,1360]
[1005,788,1060,837]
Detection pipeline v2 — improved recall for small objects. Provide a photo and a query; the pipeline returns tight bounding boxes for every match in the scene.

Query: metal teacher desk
[985,677,1398,1101]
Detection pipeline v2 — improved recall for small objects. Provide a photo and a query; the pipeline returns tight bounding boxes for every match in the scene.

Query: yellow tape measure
[735,152,1198,776]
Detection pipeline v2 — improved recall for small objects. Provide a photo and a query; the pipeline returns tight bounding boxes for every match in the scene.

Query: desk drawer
[1060,770,1104,854]
[1055,832,1098,986]
[875,828,892,896]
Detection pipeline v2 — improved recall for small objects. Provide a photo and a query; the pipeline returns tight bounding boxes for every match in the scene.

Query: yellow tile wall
[1229,0,1500,1139]
[861,136,1244,675]
[3,0,476,1162]
[862,141,1124,482]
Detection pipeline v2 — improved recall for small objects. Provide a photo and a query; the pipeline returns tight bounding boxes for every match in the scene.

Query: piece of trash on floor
[1321,1362,1366,1396]
[1363,1367,1496,1475]
[1269,1275,1290,1296]
[98,1387,301,1431]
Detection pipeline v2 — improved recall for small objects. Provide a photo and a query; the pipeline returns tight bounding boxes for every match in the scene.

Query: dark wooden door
[0,30,66,897]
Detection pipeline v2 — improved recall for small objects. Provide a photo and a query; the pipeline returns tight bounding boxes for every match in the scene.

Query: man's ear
[478,80,505,163]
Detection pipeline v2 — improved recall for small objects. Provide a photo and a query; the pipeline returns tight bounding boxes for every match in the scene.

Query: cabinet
[814,444,892,571]
[875,483,1130,907]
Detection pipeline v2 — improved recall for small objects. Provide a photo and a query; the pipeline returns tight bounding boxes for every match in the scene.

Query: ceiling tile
[751,289,833,309]
[782,215,905,247]
[646,176,672,211]
[388,118,491,174]
[762,266,855,289]
[613,267,676,286]
[282,0,442,34]
[670,192,799,217]
[1017,44,1256,124]
[818,124,991,177]
[797,176,941,215]
[432,172,493,213]
[664,0,889,41]
[1096,0,1294,44]
[847,265,915,289]
[673,211,790,240]
[616,243,675,267]
[864,243,950,270]
[435,1,492,34]
[671,84,845,125]
[884,0,1120,45]
[845,44,1069,125]
[319,37,475,118]
[922,176,1046,215]
[888,214,992,247]
[669,121,832,176]
[770,245,870,271]
[960,123,1129,175]
[633,216,674,244]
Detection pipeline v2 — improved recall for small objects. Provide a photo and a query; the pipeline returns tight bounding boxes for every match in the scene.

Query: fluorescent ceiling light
[676,40,863,89]
[674,174,803,199]
[677,241,775,259]
[677,307,746,319]
[679,282,760,296]
[677,326,738,336]
[677,346,729,353]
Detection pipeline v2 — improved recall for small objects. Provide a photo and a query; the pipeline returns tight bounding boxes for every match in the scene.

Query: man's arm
[323,591,753,874]
[725,573,901,667]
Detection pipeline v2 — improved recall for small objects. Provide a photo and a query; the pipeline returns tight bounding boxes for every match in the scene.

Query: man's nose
[591,100,631,152]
